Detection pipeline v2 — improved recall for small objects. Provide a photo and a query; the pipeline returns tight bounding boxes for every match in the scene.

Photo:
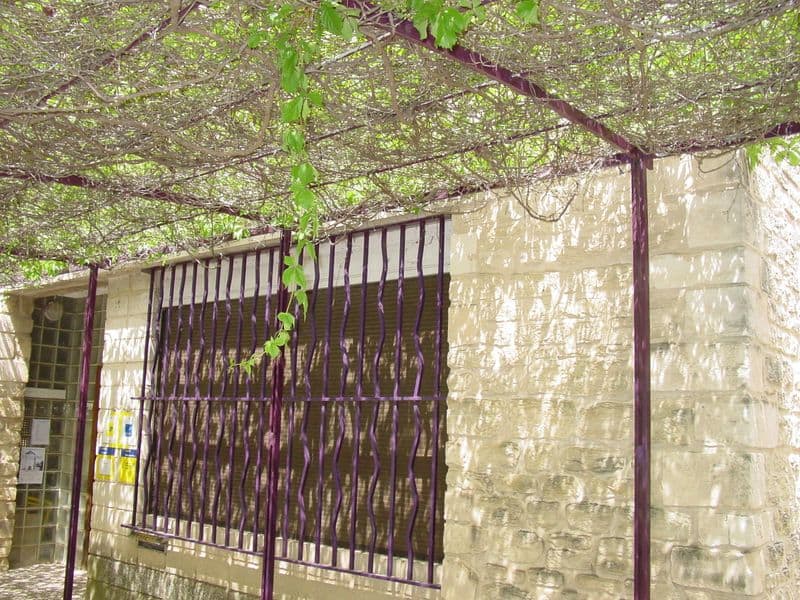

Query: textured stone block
[670,546,765,595]
[661,451,767,509]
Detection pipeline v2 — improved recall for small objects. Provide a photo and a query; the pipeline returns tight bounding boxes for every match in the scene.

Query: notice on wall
[30,419,51,446]
[18,447,45,484]
[118,448,138,485]
[95,409,138,485]
[95,446,116,482]
[117,410,136,449]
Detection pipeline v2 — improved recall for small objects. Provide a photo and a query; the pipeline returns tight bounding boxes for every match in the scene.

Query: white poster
[30,419,51,445]
[18,447,45,485]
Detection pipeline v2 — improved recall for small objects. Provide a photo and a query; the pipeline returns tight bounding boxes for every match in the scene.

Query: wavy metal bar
[428,215,446,583]
[331,234,353,565]
[211,257,235,543]
[350,229,369,570]
[225,254,248,546]
[282,249,304,556]
[176,261,197,537]
[142,267,165,526]
[252,248,274,552]
[367,227,387,573]
[163,263,187,533]
[387,223,406,577]
[133,268,156,527]
[188,259,209,538]
[297,243,320,560]
[406,220,426,578]
[239,249,260,548]
[315,238,336,562]
[152,265,176,531]
[199,257,222,541]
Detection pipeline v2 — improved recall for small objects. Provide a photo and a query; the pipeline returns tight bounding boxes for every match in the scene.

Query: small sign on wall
[95,446,116,482]
[18,447,45,485]
[30,419,50,446]
[118,448,138,484]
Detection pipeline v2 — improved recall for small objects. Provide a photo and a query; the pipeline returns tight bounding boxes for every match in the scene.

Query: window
[132,217,449,587]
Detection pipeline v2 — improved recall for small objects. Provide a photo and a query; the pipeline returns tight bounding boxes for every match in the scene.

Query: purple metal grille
[131,216,450,588]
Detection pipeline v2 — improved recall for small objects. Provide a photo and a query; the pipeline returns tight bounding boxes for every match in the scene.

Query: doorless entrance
[9,296,105,568]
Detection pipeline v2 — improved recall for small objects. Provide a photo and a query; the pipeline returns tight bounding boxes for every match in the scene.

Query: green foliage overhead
[0,0,797,298]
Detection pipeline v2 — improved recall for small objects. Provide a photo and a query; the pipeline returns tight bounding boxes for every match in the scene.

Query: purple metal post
[261,229,292,600]
[631,157,651,600]
[63,264,99,600]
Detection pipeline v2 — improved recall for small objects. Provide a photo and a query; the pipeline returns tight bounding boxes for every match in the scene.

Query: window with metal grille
[131,216,449,587]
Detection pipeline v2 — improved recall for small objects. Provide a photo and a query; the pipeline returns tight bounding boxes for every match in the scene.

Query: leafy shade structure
[0,0,798,284]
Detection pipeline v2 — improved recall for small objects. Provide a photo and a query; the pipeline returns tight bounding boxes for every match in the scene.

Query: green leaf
[341,18,356,41]
[430,8,470,49]
[282,263,307,289]
[282,128,306,154]
[277,311,296,329]
[295,289,309,316]
[276,330,291,345]
[281,97,306,123]
[291,162,317,185]
[293,187,317,210]
[319,1,344,36]
[410,0,440,40]
[247,30,267,49]
[264,339,280,359]
[412,12,430,39]
[516,0,540,24]
[281,67,307,93]
[307,90,324,107]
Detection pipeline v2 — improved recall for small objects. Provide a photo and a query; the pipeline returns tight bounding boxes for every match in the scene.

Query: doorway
[9,295,106,568]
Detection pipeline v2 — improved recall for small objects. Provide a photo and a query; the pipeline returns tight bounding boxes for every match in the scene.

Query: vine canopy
[1,0,798,285]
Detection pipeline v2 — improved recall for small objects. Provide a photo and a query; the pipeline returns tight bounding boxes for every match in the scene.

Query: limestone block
[484,527,545,566]
[650,508,693,542]
[526,568,563,590]
[694,396,779,449]
[573,574,624,600]
[524,501,562,529]
[538,474,585,504]
[577,402,631,442]
[697,511,774,550]
[441,556,479,600]
[682,286,758,338]
[661,451,767,509]
[652,397,694,446]
[650,247,758,291]
[544,533,594,572]
[685,188,746,249]
[565,502,614,534]
[595,537,633,579]
[563,447,628,475]
[670,546,765,595]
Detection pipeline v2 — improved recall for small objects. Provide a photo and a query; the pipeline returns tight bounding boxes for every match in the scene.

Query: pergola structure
[1,2,799,599]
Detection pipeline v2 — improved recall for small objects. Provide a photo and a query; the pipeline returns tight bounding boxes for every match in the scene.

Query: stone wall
[443,153,793,598]
[0,295,32,570]
[747,153,800,597]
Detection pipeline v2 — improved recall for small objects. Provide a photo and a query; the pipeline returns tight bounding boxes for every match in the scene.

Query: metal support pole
[261,230,292,600]
[631,158,651,600]
[64,264,99,600]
